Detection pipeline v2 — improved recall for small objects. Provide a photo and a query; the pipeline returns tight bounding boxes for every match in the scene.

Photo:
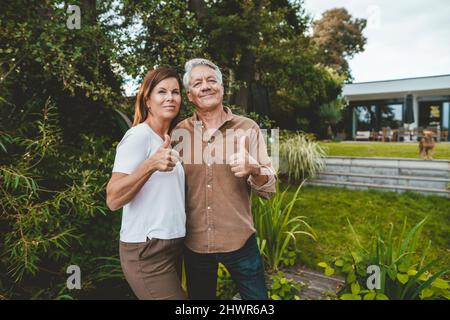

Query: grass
[283,184,450,273]
[319,142,450,160]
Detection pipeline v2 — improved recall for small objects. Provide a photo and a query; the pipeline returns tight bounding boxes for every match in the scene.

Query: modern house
[342,74,450,141]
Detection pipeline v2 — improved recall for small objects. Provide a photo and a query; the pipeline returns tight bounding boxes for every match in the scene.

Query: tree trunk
[188,0,207,21]
[230,50,256,112]
[81,0,97,24]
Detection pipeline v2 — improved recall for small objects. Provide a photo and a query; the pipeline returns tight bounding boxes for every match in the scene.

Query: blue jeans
[184,233,268,300]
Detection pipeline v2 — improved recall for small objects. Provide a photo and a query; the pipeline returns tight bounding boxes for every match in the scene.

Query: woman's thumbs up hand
[147,134,177,172]
[161,134,171,148]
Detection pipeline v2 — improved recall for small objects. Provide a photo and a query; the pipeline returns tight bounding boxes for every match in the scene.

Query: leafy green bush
[1,0,129,298]
[253,180,316,272]
[318,218,450,300]
[279,132,326,182]
[0,100,125,299]
[268,271,303,300]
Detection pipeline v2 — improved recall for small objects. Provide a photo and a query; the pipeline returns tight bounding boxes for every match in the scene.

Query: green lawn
[320,142,450,159]
[284,184,450,273]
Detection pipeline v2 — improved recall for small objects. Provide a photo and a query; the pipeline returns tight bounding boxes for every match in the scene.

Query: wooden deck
[282,265,344,300]
[233,265,345,300]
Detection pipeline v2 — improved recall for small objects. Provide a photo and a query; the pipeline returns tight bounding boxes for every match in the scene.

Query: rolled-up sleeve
[247,125,277,199]
[248,167,276,199]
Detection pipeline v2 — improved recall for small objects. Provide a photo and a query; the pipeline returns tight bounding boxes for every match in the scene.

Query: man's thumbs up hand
[228,136,260,178]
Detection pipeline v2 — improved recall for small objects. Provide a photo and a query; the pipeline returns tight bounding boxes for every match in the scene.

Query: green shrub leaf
[364,292,376,300]
[325,267,335,276]
[397,273,409,284]
[375,293,389,300]
[351,282,361,295]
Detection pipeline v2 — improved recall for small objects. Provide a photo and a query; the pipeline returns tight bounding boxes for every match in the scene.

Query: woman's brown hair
[133,67,182,132]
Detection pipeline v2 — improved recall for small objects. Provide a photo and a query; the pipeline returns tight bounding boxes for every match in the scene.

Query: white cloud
[303,0,450,82]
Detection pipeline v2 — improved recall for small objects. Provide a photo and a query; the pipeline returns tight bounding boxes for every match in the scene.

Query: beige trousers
[119,237,187,300]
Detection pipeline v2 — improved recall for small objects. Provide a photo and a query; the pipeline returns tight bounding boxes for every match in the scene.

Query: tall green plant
[253,180,316,272]
[279,133,326,182]
[0,99,121,299]
[318,218,450,300]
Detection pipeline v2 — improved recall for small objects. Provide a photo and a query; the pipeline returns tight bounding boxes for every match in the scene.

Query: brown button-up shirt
[172,107,276,253]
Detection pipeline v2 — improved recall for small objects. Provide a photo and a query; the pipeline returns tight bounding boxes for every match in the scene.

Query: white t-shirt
[112,122,186,243]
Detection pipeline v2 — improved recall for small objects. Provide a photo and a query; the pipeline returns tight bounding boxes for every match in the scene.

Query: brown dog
[419,130,435,160]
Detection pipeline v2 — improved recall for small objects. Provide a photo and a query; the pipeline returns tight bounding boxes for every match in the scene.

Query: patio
[355,126,448,142]
[342,74,450,143]
[320,141,450,159]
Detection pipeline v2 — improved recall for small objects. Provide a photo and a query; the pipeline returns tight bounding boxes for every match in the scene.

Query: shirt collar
[191,106,234,127]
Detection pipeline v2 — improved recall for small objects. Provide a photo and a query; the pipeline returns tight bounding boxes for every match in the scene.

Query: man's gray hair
[182,58,223,91]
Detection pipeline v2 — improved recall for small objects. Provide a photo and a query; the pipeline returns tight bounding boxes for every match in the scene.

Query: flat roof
[343,74,450,97]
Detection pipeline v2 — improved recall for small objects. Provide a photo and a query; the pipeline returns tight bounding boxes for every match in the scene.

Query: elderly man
[173,58,276,300]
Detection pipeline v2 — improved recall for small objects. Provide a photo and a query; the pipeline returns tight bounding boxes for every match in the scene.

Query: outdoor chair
[381,127,393,142]
[392,130,399,142]
[397,127,408,142]
[355,131,371,141]
[414,127,424,141]
[370,130,379,141]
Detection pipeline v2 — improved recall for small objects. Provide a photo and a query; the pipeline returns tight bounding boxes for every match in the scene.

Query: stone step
[319,172,450,182]
[316,172,450,190]
[311,157,450,196]
[326,156,450,171]
[306,179,450,196]
[324,165,449,179]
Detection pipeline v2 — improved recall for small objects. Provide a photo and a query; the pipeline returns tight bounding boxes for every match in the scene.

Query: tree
[319,97,346,139]
[119,1,362,132]
[188,0,309,112]
[312,8,367,79]
[0,1,126,141]
[184,0,344,131]
[119,0,205,79]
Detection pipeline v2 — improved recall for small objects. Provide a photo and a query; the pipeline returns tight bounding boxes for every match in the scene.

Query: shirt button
[207,206,211,210]
[207,184,211,188]
[208,227,211,231]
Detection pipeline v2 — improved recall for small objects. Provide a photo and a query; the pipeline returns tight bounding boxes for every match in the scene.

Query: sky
[303,0,450,82]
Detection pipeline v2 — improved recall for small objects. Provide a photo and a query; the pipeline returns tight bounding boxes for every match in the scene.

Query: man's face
[187,65,224,111]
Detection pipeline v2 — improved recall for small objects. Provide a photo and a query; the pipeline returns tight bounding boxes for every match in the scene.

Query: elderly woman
[106,67,186,300]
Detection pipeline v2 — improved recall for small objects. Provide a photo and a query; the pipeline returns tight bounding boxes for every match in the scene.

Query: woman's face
[146,77,181,121]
